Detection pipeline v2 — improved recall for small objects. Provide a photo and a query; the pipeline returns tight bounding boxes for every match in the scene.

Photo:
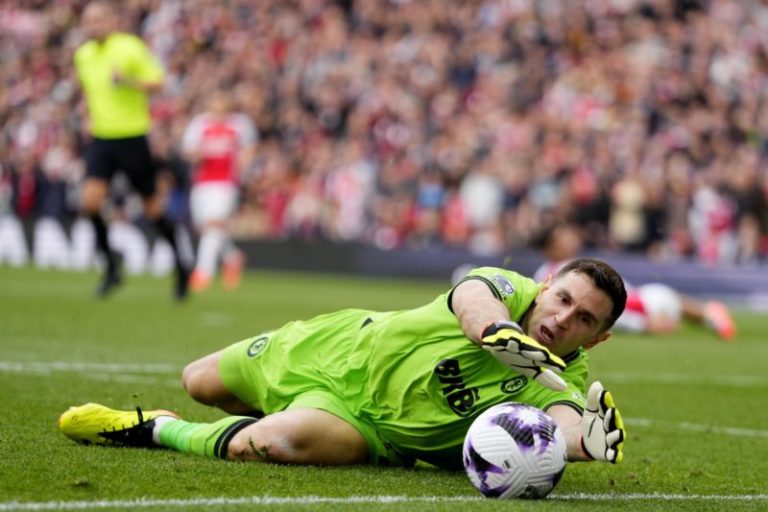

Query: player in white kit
[181,91,256,291]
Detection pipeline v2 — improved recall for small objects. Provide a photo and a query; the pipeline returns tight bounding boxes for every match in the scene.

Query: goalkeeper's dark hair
[555,258,627,329]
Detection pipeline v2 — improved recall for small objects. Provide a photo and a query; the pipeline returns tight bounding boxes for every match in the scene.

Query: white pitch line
[0,361,181,388]
[198,312,234,327]
[624,417,768,438]
[0,361,177,374]
[86,372,181,388]
[1,493,767,511]
[551,493,768,501]
[600,371,768,388]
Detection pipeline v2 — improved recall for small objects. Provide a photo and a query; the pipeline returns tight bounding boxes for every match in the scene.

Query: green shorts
[217,312,413,467]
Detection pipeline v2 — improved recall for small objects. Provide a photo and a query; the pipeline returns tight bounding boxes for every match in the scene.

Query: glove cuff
[481,320,523,339]
[579,435,596,461]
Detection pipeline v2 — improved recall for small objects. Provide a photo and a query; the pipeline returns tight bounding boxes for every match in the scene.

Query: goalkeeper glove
[580,381,626,463]
[480,321,567,391]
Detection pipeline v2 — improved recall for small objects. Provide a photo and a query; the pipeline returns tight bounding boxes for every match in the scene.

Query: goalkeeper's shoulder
[452,266,540,309]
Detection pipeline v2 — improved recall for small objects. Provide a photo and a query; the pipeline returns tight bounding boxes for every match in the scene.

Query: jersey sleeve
[448,266,541,323]
[531,350,589,414]
[127,35,164,84]
[73,43,92,86]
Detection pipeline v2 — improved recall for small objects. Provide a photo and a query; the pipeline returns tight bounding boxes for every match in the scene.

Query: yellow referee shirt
[74,32,164,139]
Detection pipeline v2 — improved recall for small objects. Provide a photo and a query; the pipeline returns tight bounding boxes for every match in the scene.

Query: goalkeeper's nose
[554,308,577,329]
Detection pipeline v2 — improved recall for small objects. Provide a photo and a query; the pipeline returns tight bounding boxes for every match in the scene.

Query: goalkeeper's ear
[530,281,549,310]
[583,331,611,350]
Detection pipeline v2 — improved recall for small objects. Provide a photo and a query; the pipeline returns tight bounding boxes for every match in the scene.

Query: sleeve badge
[492,274,515,298]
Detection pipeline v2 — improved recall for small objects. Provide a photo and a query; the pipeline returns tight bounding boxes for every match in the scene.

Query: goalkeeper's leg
[157,408,369,464]
[182,349,257,415]
[60,404,369,464]
[219,408,369,464]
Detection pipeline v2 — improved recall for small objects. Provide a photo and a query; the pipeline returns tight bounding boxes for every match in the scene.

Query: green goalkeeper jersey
[219,266,589,469]
[350,266,589,468]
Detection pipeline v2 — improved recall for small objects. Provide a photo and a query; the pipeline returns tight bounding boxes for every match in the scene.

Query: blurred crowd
[1,0,768,264]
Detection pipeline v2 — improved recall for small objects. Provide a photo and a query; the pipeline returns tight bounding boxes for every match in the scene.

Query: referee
[74,1,190,299]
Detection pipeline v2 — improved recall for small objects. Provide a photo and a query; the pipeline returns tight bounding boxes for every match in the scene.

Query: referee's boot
[96,251,123,298]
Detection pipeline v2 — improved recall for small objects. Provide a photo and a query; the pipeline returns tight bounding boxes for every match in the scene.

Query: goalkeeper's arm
[451,279,567,391]
[451,279,512,344]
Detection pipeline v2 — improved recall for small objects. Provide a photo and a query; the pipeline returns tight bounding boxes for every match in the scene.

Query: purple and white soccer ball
[462,402,567,499]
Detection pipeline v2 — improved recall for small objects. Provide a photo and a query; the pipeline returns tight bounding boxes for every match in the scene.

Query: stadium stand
[1,0,767,267]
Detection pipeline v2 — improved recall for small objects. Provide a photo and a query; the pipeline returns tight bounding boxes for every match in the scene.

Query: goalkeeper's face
[526,271,613,356]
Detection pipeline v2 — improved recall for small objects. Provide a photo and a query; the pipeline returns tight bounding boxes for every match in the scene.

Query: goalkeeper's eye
[579,311,598,328]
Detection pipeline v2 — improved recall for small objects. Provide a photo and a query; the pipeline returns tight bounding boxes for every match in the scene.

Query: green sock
[158,416,257,459]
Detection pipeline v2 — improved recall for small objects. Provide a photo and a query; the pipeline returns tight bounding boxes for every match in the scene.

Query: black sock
[89,214,115,270]
[153,216,186,271]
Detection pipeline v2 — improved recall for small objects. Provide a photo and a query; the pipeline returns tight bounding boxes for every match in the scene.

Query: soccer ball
[462,402,567,499]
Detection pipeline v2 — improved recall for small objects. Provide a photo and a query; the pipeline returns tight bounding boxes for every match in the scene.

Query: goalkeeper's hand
[580,381,626,463]
[480,321,567,391]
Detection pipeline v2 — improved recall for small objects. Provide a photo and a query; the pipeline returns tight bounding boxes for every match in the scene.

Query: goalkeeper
[59,258,627,469]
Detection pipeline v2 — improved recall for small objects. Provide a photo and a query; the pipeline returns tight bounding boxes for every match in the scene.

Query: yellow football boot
[58,403,179,447]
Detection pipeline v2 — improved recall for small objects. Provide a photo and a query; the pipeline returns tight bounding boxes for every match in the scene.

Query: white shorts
[615,283,683,333]
[638,283,683,322]
[190,182,238,228]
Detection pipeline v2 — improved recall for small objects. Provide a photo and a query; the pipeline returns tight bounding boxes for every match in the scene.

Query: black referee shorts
[84,135,157,198]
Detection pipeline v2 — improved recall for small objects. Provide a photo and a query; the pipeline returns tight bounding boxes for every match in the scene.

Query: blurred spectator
[9,150,42,220]
[0,0,767,266]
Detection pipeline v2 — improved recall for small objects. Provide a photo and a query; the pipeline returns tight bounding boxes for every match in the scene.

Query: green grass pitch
[0,265,766,512]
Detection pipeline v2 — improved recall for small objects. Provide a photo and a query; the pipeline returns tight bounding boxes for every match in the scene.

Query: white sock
[221,238,233,259]
[152,415,179,445]
[194,229,226,277]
